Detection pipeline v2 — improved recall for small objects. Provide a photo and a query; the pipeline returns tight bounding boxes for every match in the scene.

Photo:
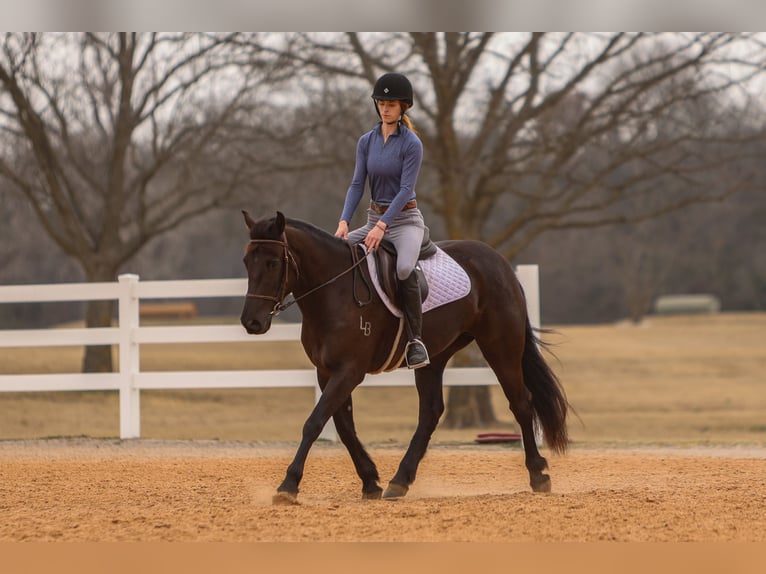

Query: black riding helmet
[371,73,413,118]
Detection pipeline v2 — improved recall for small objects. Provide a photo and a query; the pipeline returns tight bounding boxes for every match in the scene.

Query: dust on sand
[1,439,765,542]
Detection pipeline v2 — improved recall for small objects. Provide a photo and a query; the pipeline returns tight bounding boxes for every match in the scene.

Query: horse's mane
[247,212,350,254]
[285,217,350,252]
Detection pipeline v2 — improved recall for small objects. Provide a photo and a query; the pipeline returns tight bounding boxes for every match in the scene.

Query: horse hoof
[362,488,383,501]
[382,483,409,499]
[272,491,300,506]
[531,475,552,493]
[362,484,383,500]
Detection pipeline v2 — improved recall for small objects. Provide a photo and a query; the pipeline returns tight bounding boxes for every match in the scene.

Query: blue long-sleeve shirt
[340,122,423,227]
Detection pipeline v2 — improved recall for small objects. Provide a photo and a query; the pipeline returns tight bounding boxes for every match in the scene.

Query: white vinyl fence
[0,266,540,440]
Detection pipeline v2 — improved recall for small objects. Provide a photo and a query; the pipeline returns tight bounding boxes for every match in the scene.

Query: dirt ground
[1,439,765,542]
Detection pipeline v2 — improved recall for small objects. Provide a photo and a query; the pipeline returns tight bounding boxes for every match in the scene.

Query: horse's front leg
[274,369,363,505]
[332,394,383,500]
[384,359,447,499]
[313,369,382,500]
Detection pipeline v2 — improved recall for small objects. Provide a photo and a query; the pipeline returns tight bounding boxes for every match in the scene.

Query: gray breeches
[347,207,426,280]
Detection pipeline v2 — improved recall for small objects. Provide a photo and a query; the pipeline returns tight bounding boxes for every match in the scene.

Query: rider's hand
[364,221,386,251]
[334,220,349,240]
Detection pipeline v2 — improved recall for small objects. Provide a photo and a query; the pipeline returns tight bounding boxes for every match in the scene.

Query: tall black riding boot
[399,270,430,369]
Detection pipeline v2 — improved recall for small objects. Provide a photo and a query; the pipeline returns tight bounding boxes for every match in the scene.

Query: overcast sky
[1,0,766,32]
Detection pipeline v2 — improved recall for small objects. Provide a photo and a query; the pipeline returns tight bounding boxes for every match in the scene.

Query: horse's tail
[522,317,569,454]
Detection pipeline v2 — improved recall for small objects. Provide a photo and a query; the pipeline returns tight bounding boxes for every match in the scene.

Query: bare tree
[0,32,288,371]
[5,32,763,419]
[255,32,766,427]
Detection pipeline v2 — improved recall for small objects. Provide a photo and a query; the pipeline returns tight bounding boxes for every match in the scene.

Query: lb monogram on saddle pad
[365,245,472,318]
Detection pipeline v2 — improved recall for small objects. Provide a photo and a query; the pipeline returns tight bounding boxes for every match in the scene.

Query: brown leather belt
[370,200,417,214]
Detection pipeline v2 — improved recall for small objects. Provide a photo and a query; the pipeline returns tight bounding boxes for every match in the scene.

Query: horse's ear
[275,211,286,234]
[242,210,257,230]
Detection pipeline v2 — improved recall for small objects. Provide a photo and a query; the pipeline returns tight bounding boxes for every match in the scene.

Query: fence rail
[0,267,540,439]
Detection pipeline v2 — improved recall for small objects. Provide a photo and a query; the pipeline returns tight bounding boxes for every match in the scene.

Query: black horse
[241,211,568,504]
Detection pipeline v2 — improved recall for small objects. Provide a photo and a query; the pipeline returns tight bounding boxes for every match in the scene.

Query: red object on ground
[474,432,522,444]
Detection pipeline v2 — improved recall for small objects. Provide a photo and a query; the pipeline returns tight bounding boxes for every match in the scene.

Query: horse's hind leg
[383,355,449,499]
[475,338,551,493]
[332,395,383,500]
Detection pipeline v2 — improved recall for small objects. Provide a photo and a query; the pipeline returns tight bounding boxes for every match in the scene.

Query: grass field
[1,312,764,447]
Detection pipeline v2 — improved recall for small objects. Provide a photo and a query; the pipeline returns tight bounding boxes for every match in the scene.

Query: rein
[246,235,372,316]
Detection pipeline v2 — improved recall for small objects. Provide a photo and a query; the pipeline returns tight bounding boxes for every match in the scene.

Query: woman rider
[334,72,430,369]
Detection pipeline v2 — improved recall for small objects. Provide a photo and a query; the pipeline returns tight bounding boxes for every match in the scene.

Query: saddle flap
[373,242,429,304]
[373,246,398,301]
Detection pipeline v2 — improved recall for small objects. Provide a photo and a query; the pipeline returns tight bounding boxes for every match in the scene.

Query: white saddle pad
[365,245,472,317]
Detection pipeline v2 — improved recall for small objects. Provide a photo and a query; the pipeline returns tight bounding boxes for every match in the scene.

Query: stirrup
[405,339,430,369]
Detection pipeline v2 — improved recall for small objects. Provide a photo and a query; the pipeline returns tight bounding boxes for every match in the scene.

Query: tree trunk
[81,299,115,373]
[441,343,498,429]
[442,386,498,428]
[81,266,117,373]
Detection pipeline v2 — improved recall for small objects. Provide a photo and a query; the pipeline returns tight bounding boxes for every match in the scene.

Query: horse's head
[240,210,292,334]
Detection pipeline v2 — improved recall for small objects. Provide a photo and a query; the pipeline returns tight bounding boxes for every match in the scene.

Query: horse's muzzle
[241,315,271,335]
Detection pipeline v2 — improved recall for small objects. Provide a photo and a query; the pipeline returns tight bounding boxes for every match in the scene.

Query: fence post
[515,265,544,446]
[118,274,141,439]
[515,265,540,331]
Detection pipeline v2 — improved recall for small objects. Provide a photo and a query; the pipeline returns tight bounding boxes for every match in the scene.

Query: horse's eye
[266,259,280,270]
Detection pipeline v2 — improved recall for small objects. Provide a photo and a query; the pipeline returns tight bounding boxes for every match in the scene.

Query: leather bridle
[245,235,297,317]
[245,233,372,317]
